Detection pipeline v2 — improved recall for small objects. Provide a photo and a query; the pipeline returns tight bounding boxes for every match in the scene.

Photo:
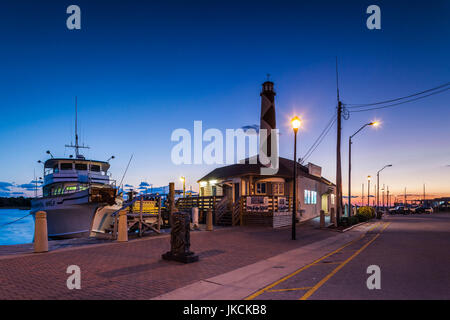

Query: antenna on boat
[65,96,89,158]
[119,154,133,190]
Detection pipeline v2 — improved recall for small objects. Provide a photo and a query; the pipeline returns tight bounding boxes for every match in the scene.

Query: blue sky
[0,0,449,199]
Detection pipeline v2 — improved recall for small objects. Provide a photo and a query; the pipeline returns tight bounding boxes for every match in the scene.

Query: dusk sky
[0,0,449,200]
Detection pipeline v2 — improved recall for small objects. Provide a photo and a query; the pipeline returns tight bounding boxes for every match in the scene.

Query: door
[234,183,240,202]
[321,194,329,214]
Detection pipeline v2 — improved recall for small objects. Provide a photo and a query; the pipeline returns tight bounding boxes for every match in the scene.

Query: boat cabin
[42,158,114,197]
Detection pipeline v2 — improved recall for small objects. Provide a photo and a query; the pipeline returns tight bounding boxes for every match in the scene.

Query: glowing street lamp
[291,116,301,240]
[348,121,378,215]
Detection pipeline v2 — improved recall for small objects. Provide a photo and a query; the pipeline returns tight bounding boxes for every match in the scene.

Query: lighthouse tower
[259,80,277,159]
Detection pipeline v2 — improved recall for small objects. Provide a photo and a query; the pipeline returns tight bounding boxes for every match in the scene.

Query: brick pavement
[0,221,337,300]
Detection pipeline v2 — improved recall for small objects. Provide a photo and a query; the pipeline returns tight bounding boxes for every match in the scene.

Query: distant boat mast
[65,96,89,158]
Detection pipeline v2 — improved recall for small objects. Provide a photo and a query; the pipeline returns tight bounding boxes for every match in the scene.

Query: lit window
[272,182,284,195]
[304,190,317,204]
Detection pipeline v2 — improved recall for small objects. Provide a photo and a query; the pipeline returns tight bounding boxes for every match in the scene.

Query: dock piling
[206,208,213,231]
[34,211,48,253]
[117,210,128,242]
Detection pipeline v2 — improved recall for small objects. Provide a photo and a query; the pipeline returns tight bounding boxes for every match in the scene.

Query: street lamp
[291,116,301,240]
[180,176,186,198]
[377,164,392,212]
[348,121,378,216]
[367,175,371,206]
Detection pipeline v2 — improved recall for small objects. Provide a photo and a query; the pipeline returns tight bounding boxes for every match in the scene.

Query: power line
[301,114,336,163]
[347,82,449,108]
[0,212,32,229]
[301,113,334,162]
[349,87,449,113]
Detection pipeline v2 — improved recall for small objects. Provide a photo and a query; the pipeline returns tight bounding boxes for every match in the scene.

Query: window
[65,186,77,193]
[53,165,59,173]
[272,182,284,195]
[331,194,335,205]
[60,163,73,170]
[75,163,88,171]
[304,190,317,204]
[90,165,101,172]
[256,182,267,194]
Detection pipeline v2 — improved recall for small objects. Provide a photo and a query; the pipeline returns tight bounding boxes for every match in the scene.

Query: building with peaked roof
[197,81,336,224]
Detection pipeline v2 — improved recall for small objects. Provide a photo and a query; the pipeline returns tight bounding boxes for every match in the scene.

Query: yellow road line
[245,222,381,300]
[299,222,391,300]
[267,287,312,293]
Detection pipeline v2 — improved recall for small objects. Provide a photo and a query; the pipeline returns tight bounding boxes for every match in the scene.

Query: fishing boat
[31,100,122,239]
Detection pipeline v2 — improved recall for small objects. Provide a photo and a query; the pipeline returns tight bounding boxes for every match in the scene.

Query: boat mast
[65,96,89,158]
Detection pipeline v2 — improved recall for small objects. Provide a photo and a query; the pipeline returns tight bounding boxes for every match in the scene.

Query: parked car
[410,205,420,214]
[389,206,405,215]
[415,206,433,214]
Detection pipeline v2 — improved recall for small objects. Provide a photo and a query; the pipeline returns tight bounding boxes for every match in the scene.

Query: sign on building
[278,197,288,212]
[246,196,269,212]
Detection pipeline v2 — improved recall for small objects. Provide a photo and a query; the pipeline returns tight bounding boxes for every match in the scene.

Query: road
[247,212,450,300]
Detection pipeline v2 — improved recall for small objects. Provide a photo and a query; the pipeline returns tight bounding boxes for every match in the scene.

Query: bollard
[34,211,48,253]
[331,207,336,227]
[192,207,199,229]
[117,210,128,242]
[319,210,325,228]
[206,208,213,231]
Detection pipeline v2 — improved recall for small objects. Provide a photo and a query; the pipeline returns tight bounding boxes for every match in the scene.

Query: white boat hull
[31,189,121,239]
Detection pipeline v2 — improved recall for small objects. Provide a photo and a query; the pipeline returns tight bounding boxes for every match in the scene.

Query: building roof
[198,156,334,186]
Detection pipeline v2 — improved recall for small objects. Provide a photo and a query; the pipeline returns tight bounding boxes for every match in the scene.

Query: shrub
[357,206,375,220]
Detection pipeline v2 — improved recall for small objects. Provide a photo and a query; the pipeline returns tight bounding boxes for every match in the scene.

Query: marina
[0,0,449,305]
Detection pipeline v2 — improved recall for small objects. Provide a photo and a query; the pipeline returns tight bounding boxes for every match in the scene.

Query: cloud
[0,182,13,191]
[10,192,25,196]
[241,124,259,134]
[18,184,36,190]
[0,191,10,197]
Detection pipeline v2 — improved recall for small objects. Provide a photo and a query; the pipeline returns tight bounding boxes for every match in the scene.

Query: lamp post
[348,121,377,216]
[180,176,186,198]
[291,116,301,240]
[367,175,371,206]
[376,164,392,212]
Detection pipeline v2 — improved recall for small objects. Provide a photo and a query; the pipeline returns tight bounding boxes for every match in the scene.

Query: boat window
[75,163,88,171]
[90,164,101,172]
[65,186,77,193]
[60,163,73,170]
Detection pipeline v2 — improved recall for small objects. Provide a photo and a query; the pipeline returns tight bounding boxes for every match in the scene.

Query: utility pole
[387,186,390,208]
[423,184,426,204]
[335,58,343,224]
[404,187,407,206]
[362,183,364,207]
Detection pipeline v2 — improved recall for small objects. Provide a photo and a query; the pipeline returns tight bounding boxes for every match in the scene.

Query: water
[0,209,34,245]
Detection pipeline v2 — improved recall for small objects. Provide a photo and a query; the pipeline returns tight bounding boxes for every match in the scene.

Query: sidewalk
[0,218,372,300]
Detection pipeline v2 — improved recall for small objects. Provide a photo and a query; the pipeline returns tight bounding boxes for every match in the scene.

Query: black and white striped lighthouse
[259,80,277,158]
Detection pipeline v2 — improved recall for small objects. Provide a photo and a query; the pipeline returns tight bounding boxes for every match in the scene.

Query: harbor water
[0,209,34,245]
